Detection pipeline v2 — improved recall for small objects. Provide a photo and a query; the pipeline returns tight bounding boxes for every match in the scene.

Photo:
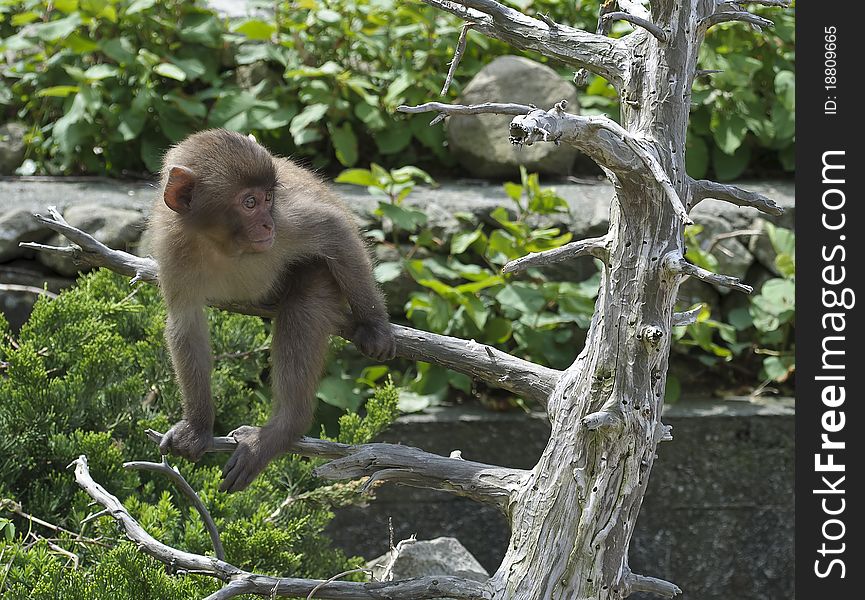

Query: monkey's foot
[160,420,213,462]
[220,425,286,493]
[352,319,397,361]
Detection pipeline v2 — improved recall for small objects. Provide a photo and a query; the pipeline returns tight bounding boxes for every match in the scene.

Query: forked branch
[419,0,628,86]
[73,456,491,600]
[21,210,560,406]
[601,11,668,42]
[399,101,691,224]
[124,456,225,560]
[665,255,753,294]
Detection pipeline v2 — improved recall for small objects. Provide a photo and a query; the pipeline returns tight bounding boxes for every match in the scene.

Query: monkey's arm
[315,210,396,360]
[160,304,215,461]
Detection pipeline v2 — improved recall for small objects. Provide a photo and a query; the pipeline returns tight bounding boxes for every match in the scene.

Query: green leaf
[335,169,379,187]
[63,33,100,53]
[317,9,343,23]
[712,144,751,181]
[84,64,119,80]
[495,284,547,315]
[118,92,151,141]
[234,19,277,40]
[378,203,427,231]
[664,375,681,403]
[373,262,402,284]
[374,126,412,155]
[451,230,482,255]
[329,122,359,167]
[102,37,136,65]
[126,0,156,15]
[11,12,40,26]
[383,72,412,106]
[391,165,435,185]
[763,355,795,383]
[712,114,748,155]
[354,102,386,130]
[483,317,513,344]
[683,130,707,172]
[317,375,360,410]
[774,70,795,110]
[36,86,80,98]
[32,14,81,41]
[153,63,187,81]
[179,13,223,47]
[290,103,329,144]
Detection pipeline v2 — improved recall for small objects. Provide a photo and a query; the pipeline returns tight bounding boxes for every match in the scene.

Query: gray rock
[367,536,488,585]
[0,262,73,331]
[0,122,28,175]
[36,204,146,276]
[446,56,581,179]
[0,208,53,262]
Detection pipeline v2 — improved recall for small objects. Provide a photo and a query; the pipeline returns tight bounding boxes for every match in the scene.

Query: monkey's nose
[263,223,272,231]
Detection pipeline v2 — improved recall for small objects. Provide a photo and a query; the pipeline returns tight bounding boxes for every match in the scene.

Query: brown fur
[148,129,395,492]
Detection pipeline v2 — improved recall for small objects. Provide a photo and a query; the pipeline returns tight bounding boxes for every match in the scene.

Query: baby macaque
[148,129,395,492]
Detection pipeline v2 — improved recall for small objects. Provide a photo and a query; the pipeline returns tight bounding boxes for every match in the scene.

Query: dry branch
[418,0,628,86]
[144,430,525,512]
[502,235,609,274]
[73,455,491,600]
[688,178,784,215]
[666,255,753,294]
[601,11,668,42]
[441,23,474,96]
[21,209,560,406]
[400,100,691,224]
[671,305,703,327]
[124,456,225,560]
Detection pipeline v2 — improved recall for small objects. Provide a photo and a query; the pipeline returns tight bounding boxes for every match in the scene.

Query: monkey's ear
[164,165,196,213]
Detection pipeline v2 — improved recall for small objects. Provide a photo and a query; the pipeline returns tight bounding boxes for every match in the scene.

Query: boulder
[446,56,580,179]
[0,208,53,262]
[0,122,28,175]
[367,536,488,585]
[36,204,145,277]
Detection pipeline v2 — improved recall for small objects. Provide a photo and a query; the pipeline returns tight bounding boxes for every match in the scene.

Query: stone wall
[326,400,794,600]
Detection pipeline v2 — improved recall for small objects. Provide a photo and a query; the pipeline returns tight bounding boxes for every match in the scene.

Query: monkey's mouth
[249,235,274,252]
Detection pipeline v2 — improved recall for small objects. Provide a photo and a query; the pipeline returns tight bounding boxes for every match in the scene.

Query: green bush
[0,269,400,597]
[671,221,795,397]
[1,0,793,177]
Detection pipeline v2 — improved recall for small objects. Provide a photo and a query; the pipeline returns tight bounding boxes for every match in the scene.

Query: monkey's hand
[352,320,396,361]
[220,425,286,493]
[159,420,213,462]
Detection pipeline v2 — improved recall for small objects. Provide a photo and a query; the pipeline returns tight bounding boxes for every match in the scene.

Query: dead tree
[26,0,789,598]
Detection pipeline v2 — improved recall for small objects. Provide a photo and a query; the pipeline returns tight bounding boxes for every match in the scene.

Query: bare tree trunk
[26,1,789,598]
[403,1,785,598]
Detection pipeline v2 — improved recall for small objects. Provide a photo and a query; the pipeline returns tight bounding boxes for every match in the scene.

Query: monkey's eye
[242,196,256,209]
[265,191,274,203]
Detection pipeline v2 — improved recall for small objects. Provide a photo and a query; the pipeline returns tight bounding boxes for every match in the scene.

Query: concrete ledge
[326,399,793,600]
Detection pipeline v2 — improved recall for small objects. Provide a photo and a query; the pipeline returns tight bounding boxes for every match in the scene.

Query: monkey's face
[230,186,276,253]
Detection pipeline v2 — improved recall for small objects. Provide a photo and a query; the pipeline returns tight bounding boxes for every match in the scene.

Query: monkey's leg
[220,266,345,493]
[160,305,215,461]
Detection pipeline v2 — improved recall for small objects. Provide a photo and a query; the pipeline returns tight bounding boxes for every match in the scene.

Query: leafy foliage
[0,270,399,597]
[1,0,793,177]
[672,222,795,397]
